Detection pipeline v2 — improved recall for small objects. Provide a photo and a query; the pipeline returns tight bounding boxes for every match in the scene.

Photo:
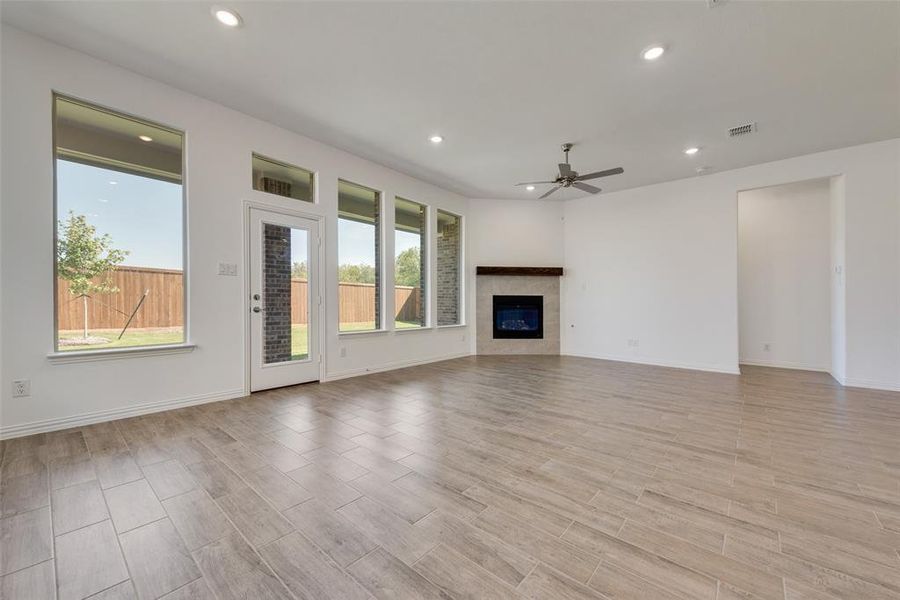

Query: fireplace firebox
[492,295,543,339]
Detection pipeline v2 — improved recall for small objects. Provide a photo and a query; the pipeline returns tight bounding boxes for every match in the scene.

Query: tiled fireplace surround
[476,267,562,355]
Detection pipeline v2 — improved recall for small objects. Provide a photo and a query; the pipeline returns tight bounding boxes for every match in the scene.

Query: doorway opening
[737,176,844,380]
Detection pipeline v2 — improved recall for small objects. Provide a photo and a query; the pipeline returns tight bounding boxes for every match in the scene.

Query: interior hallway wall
[738,179,831,371]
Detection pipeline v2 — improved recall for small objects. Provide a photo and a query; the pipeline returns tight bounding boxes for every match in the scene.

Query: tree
[57,211,129,339]
[338,263,376,284]
[292,261,308,279]
[395,246,421,287]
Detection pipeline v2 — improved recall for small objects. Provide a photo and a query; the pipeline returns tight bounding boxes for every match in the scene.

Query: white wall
[830,175,847,382]
[562,139,900,390]
[562,178,740,373]
[467,199,564,267]
[1,27,472,437]
[737,179,831,371]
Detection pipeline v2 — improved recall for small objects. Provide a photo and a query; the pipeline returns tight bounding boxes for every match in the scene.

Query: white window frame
[48,93,190,361]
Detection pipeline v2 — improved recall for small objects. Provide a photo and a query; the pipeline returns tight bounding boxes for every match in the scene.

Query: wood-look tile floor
[2,356,900,599]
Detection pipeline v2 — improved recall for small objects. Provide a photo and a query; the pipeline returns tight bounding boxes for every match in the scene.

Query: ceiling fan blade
[558,163,573,177]
[539,186,561,199]
[575,167,624,181]
[573,182,601,194]
[515,180,556,186]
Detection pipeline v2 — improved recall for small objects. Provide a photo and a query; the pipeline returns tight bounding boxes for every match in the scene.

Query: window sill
[47,343,196,364]
[436,323,467,329]
[394,326,434,333]
[338,328,389,337]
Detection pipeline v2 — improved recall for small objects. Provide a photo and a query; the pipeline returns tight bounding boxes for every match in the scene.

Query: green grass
[291,324,308,360]
[58,328,184,351]
[59,320,423,356]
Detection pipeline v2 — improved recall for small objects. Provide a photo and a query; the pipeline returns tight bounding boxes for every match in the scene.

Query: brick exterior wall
[417,206,427,326]
[373,196,382,329]
[437,218,461,326]
[263,224,293,363]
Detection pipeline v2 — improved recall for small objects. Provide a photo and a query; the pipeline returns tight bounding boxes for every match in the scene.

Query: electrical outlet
[339,347,347,358]
[627,339,640,348]
[763,343,771,352]
[12,379,30,398]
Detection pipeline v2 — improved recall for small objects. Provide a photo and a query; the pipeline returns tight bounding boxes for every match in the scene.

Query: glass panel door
[250,208,319,391]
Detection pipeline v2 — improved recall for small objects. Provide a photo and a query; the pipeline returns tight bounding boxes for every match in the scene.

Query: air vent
[728,122,757,137]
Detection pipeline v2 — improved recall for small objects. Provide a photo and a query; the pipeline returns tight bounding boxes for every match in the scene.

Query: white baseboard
[843,377,900,392]
[324,352,472,382]
[1,388,245,440]
[738,359,831,372]
[561,352,741,375]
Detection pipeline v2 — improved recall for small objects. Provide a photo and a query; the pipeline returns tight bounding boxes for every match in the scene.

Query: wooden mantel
[476,266,564,276]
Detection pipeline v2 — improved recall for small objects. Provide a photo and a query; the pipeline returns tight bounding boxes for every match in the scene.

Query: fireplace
[477,266,560,354]
[493,295,543,339]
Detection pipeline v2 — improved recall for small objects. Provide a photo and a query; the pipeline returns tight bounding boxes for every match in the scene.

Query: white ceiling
[3,1,899,199]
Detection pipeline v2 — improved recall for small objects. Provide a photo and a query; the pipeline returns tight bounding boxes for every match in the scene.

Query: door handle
[252,306,262,313]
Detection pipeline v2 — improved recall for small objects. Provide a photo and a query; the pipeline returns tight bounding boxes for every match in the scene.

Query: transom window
[252,153,314,202]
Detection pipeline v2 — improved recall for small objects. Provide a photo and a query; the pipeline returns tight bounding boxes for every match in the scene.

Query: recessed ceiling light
[684,147,700,156]
[525,185,536,191]
[642,45,665,61]
[109,181,118,185]
[212,7,242,27]
[429,135,444,144]
[138,135,153,142]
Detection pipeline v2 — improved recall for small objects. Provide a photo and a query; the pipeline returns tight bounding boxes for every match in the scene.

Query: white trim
[843,377,900,392]
[561,352,741,375]
[47,343,196,364]
[394,326,435,334]
[738,359,831,372]
[338,329,389,337]
[324,351,471,382]
[0,387,244,440]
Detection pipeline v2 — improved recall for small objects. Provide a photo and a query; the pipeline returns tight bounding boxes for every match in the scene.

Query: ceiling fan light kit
[516,143,624,199]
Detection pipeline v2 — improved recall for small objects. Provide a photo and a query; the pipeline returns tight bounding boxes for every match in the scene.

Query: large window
[394,198,427,328]
[436,210,462,326]
[338,180,381,332]
[53,96,185,352]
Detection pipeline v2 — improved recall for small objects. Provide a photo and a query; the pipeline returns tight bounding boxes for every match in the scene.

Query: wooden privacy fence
[57,267,421,330]
[324,281,421,325]
[57,266,184,331]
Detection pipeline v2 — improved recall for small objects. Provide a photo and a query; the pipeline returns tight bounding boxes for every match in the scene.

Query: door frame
[242,200,326,395]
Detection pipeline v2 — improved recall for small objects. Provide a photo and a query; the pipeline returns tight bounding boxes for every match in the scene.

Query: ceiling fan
[516,143,624,199]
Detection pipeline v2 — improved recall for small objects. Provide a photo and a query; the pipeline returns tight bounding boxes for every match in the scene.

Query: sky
[338,218,420,266]
[291,228,307,265]
[58,159,421,272]
[57,159,183,269]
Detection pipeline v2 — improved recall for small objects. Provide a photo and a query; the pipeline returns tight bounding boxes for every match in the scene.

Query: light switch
[218,262,238,276]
